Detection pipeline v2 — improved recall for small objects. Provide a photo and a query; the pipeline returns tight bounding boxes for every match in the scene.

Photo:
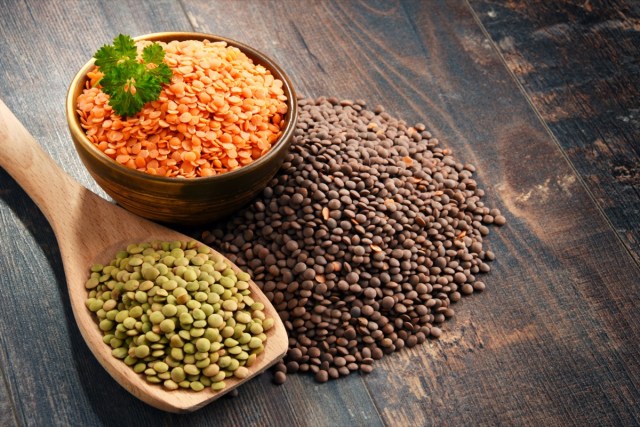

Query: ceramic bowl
[66,32,297,225]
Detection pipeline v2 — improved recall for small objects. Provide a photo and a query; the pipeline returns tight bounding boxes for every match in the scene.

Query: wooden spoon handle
[0,98,81,234]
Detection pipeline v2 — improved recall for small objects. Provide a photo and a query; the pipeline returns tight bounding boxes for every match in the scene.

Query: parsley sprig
[94,34,173,117]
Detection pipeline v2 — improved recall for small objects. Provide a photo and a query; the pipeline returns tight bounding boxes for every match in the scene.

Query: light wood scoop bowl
[0,99,288,413]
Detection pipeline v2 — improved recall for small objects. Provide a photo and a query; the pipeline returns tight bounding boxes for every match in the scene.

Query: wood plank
[0,1,189,425]
[1,0,639,425]
[0,358,19,427]
[183,0,640,425]
[468,0,640,264]
[359,1,640,425]
[0,0,383,425]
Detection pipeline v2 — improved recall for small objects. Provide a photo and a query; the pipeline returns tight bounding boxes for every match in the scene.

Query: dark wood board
[468,0,640,264]
[0,1,638,426]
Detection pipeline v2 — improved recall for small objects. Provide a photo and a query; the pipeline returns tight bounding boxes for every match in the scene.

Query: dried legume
[204,96,505,383]
[85,240,273,392]
[77,39,288,178]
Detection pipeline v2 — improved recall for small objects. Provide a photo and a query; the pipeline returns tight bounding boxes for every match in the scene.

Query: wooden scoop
[0,99,288,413]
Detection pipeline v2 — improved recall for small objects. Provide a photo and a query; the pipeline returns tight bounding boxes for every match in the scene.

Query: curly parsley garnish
[93,34,173,117]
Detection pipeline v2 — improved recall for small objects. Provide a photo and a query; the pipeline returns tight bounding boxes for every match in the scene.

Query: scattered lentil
[205,96,505,383]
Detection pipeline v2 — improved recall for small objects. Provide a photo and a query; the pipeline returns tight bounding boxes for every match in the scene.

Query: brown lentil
[204,96,505,383]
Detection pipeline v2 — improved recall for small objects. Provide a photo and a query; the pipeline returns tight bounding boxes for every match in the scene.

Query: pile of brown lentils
[203,96,505,383]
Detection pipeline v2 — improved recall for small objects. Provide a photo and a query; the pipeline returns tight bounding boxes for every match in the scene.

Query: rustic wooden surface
[0,1,638,426]
[469,0,640,264]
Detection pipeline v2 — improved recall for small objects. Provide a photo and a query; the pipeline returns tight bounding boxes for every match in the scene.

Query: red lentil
[76,39,288,178]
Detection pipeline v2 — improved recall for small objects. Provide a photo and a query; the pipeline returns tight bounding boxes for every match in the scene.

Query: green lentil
[164,380,179,390]
[103,299,117,311]
[160,305,176,318]
[196,338,211,353]
[170,347,184,361]
[192,320,207,329]
[135,345,150,358]
[249,323,263,335]
[227,359,240,372]
[236,312,252,324]
[222,300,238,312]
[171,367,186,382]
[196,358,211,369]
[179,312,194,325]
[85,277,99,289]
[123,317,136,329]
[186,299,201,310]
[208,313,224,328]
[246,353,256,367]
[149,311,164,325]
[145,331,161,342]
[129,306,143,318]
[211,381,226,391]
[263,318,275,331]
[183,342,196,354]
[112,347,128,359]
[190,381,205,391]
[184,364,200,376]
[234,366,249,379]
[202,363,220,377]
[159,319,176,333]
[227,346,242,355]
[162,280,178,291]
[134,291,147,304]
[99,319,114,331]
[88,299,104,312]
[85,240,271,391]
[211,371,226,382]
[248,337,263,349]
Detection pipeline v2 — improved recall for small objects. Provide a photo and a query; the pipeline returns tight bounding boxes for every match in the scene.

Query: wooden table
[1,1,638,425]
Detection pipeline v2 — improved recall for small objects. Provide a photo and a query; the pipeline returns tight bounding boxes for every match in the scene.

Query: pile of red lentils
[76,39,288,178]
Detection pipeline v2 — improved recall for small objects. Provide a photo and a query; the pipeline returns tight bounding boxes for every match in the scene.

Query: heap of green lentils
[85,240,274,392]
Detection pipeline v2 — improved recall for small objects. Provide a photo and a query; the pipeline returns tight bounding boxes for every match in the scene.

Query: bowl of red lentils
[66,32,297,225]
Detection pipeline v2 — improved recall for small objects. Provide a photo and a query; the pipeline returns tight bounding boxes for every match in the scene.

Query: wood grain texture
[0,1,382,425]
[0,355,19,427]
[468,0,640,264]
[0,0,639,425]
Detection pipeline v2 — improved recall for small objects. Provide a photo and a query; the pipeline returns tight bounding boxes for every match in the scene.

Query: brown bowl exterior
[66,32,297,226]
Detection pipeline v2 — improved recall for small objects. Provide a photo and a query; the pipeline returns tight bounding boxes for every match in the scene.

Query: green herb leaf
[143,43,173,86]
[94,45,120,74]
[150,62,173,86]
[95,34,137,73]
[142,43,165,65]
[92,34,173,117]
[113,34,138,59]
